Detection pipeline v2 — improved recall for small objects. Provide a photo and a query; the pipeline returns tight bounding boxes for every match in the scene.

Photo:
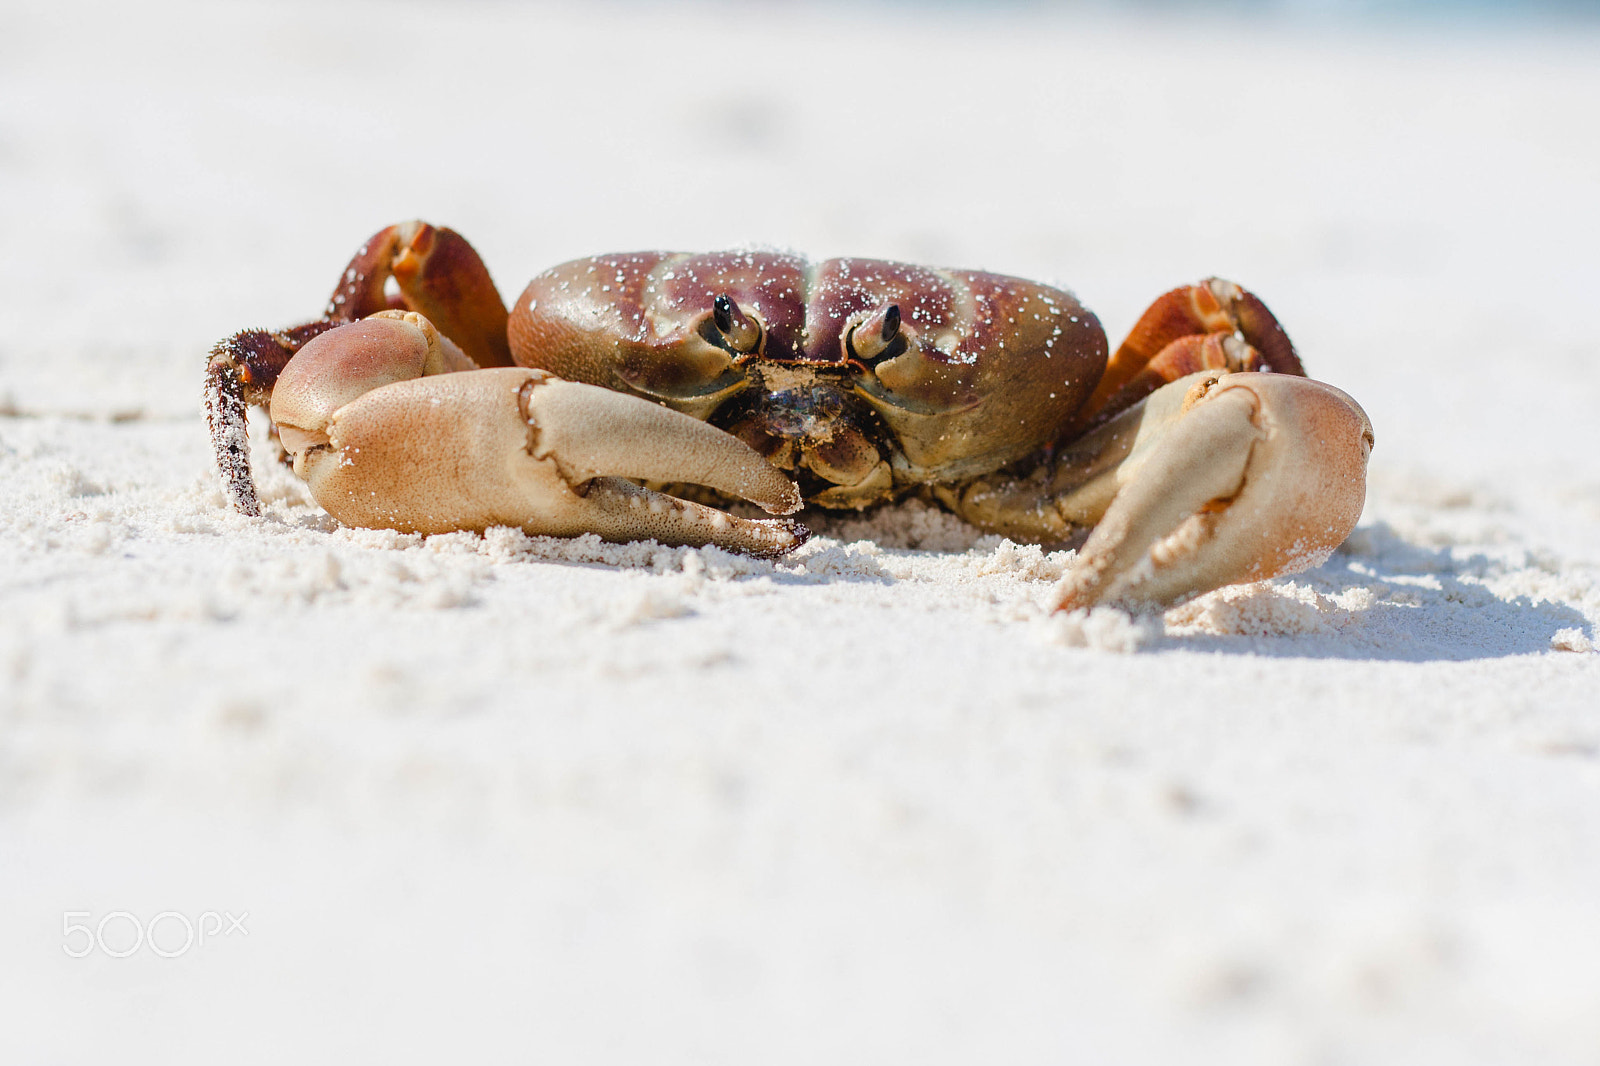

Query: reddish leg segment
[323,222,513,370]
[205,222,514,516]
[1076,278,1306,429]
[204,321,338,516]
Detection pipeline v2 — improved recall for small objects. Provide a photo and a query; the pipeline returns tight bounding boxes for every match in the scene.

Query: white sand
[3,1,1599,1061]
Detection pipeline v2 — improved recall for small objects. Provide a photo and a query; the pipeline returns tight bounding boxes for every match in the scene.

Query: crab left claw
[1051,370,1373,612]
[270,312,808,557]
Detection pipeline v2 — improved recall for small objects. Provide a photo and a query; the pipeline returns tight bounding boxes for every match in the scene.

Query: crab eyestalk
[849,303,902,363]
[710,294,762,355]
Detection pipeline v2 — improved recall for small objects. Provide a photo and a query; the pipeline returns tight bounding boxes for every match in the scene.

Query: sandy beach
[3,1,1598,1061]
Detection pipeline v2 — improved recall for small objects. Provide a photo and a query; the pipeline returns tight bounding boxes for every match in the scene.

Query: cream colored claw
[1052,371,1373,612]
[270,313,806,557]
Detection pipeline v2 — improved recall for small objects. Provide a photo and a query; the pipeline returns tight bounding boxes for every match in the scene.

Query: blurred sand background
[2,0,1599,1062]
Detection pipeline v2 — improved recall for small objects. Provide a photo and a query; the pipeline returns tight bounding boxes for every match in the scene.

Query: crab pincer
[1051,370,1373,612]
[210,221,1377,606]
[269,311,808,557]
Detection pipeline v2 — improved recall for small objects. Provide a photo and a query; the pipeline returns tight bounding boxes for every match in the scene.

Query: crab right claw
[269,312,808,557]
[1051,370,1373,612]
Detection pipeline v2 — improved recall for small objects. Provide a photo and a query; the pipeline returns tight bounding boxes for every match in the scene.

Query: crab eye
[707,294,762,355]
[849,303,905,365]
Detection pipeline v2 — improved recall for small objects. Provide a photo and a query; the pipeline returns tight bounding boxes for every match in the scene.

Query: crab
[204,221,1373,611]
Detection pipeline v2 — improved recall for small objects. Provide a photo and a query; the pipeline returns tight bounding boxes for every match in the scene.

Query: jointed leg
[323,221,513,370]
[204,321,337,516]
[205,222,514,517]
[1076,278,1306,430]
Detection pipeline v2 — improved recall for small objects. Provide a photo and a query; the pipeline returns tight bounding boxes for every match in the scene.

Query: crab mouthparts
[752,385,847,442]
[716,381,892,505]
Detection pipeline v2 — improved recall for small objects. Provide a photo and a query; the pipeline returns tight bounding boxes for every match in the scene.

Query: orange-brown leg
[1076,278,1305,428]
[324,221,513,370]
[206,221,515,516]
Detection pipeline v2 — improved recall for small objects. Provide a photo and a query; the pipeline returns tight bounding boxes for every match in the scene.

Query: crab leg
[269,313,806,556]
[325,220,513,369]
[1050,371,1372,611]
[1074,279,1307,431]
[204,320,343,516]
[205,222,516,517]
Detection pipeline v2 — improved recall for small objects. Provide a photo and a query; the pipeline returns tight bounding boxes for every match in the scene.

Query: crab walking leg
[1052,371,1373,612]
[325,221,514,369]
[204,320,344,516]
[1077,279,1308,430]
[270,317,806,555]
[205,222,514,518]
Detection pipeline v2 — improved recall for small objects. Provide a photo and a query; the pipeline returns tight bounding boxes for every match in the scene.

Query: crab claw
[270,313,807,557]
[1052,371,1373,612]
